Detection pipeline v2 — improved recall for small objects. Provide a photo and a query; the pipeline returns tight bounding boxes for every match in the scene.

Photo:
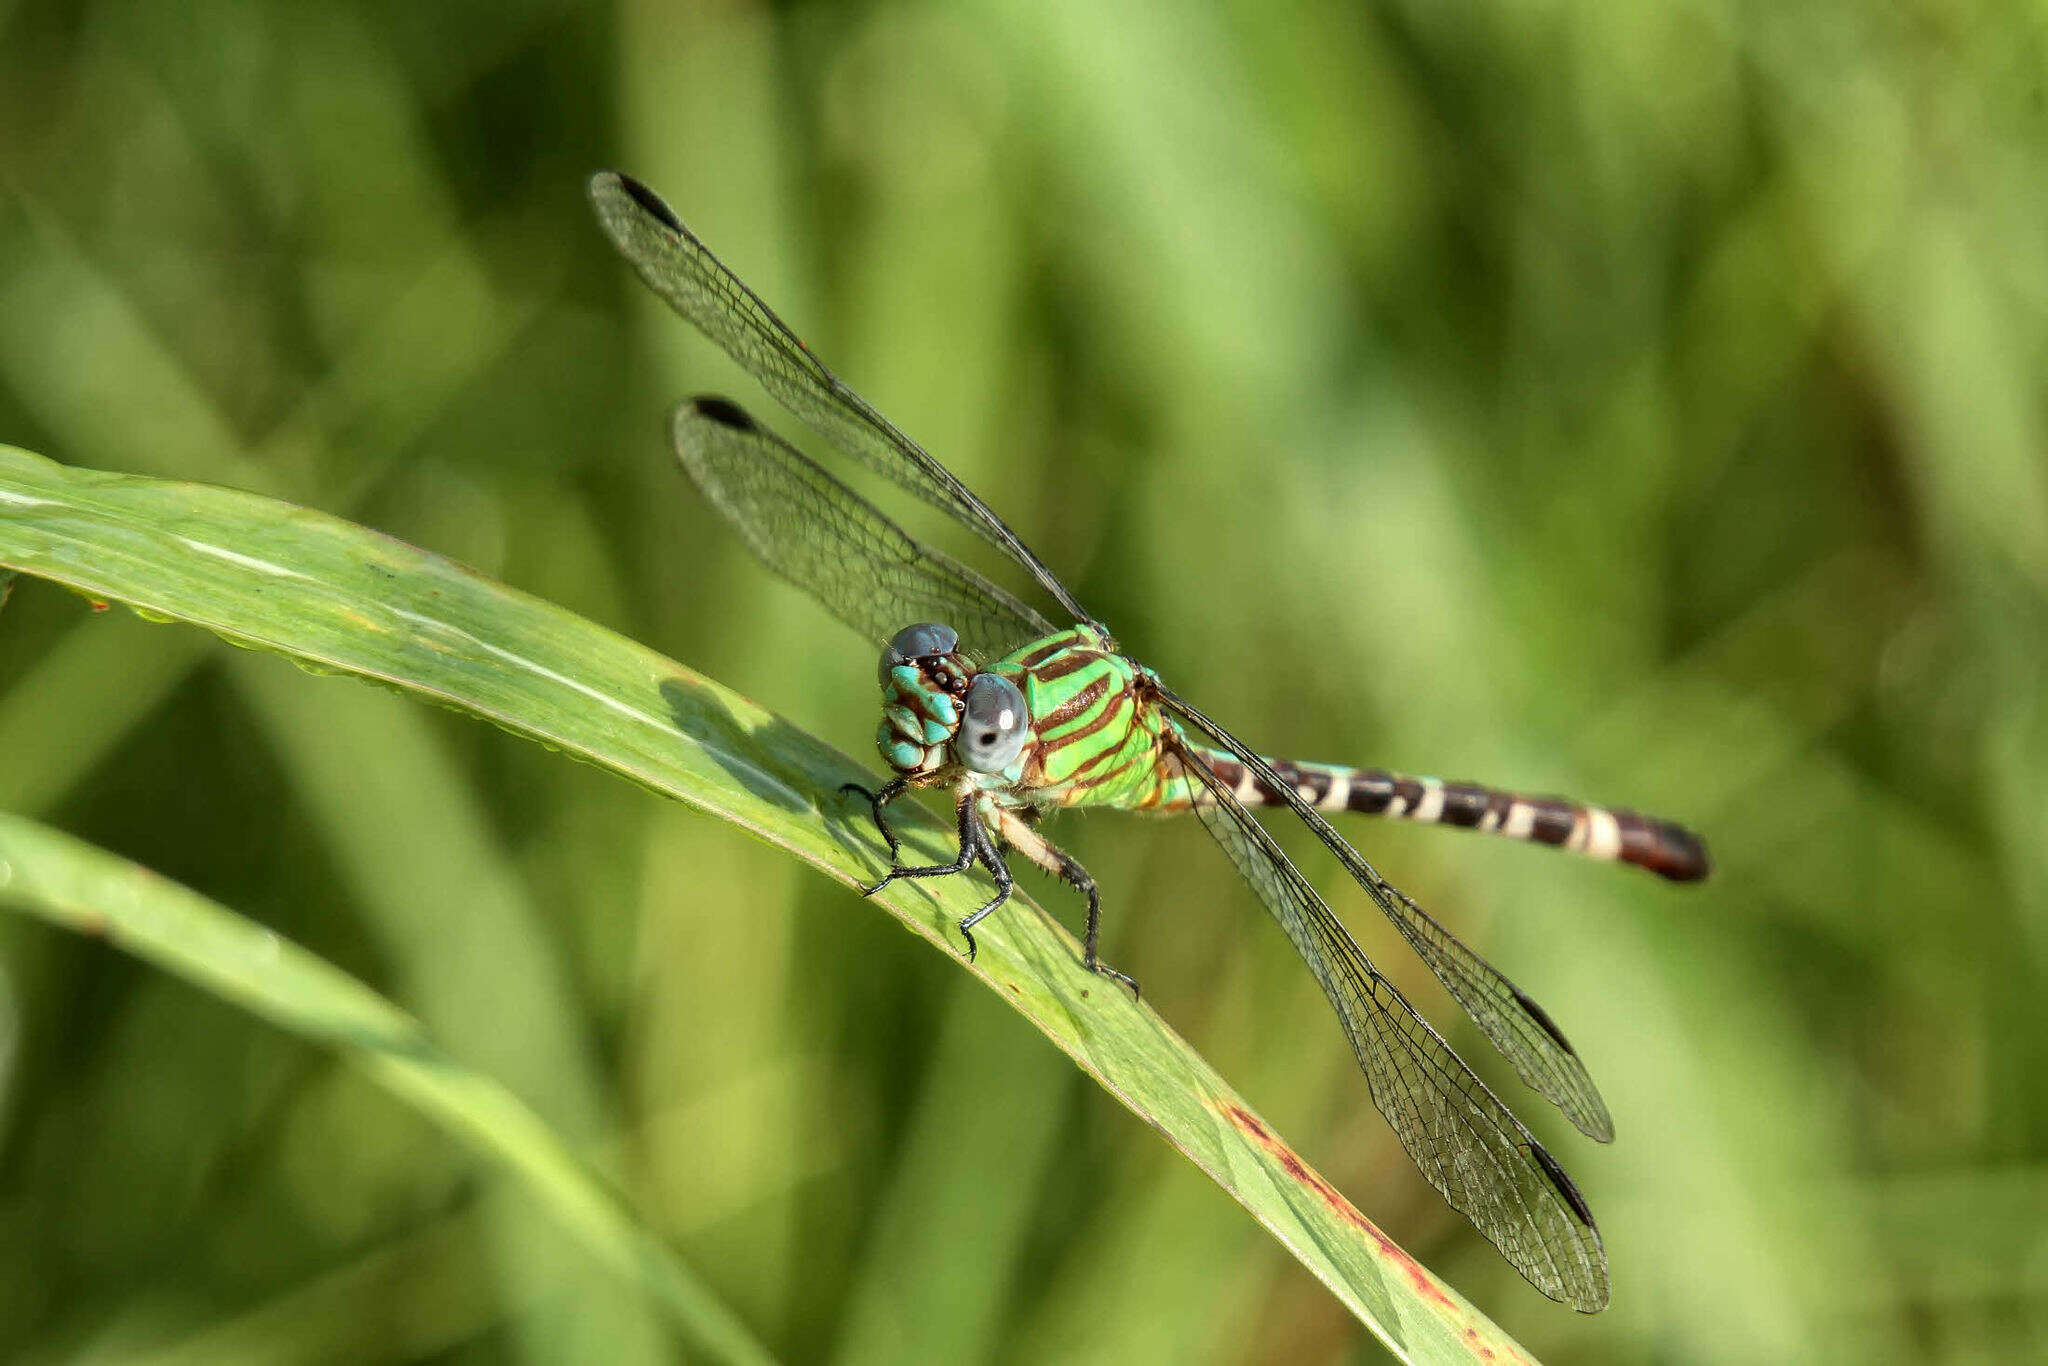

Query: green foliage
[0,808,775,1366]
[0,446,1530,1362]
[1,1,2045,1362]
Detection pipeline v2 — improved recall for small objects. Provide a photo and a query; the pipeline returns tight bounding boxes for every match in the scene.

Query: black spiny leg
[954,814,1015,964]
[1050,846,1139,999]
[855,788,978,897]
[854,793,1016,963]
[840,776,910,863]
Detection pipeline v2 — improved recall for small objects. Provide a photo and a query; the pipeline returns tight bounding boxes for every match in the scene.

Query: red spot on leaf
[88,599,110,613]
[1463,1327,1494,1361]
[1223,1101,1273,1143]
[1219,1101,1461,1314]
[1222,1102,1359,1222]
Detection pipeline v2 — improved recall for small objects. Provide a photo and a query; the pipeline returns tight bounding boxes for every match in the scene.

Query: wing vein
[590,171,1095,630]
[1162,716,1608,1310]
[670,399,1051,662]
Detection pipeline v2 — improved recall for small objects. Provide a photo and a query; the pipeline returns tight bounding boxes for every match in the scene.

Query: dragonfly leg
[1053,848,1139,1000]
[856,790,978,895]
[992,809,1140,999]
[856,793,1011,962]
[954,817,1015,964]
[840,776,910,862]
[851,790,1019,962]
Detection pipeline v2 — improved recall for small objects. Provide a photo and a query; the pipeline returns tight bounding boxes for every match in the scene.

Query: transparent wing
[590,171,1095,630]
[1164,730,1609,1312]
[1167,690,1613,1142]
[672,397,1052,664]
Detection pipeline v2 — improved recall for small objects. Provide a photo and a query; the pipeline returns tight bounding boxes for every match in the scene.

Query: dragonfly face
[875,622,974,779]
[875,620,1036,784]
[590,169,1716,1313]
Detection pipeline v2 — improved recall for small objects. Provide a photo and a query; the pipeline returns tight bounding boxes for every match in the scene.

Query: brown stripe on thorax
[1036,675,1114,731]
[1009,634,1076,669]
[1049,684,1135,752]
[1057,717,1147,787]
[1067,742,1148,792]
[1028,648,1112,683]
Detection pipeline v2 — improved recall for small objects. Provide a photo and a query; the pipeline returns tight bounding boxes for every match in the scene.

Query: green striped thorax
[875,621,1172,810]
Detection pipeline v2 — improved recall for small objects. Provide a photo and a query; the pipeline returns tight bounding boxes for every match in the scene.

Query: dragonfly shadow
[655,676,947,876]
[657,676,816,813]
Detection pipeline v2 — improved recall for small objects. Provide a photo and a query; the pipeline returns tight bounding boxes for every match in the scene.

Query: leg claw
[1089,959,1141,1000]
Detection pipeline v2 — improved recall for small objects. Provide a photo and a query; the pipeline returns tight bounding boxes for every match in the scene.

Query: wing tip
[680,394,759,432]
[590,168,684,233]
[1527,1139,1610,1310]
[1507,984,1618,1141]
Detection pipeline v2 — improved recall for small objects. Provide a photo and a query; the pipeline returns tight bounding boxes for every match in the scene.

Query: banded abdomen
[1174,751,1710,882]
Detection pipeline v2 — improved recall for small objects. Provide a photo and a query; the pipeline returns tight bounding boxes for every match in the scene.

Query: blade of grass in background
[0,169,660,1366]
[0,811,777,1366]
[0,445,1543,1363]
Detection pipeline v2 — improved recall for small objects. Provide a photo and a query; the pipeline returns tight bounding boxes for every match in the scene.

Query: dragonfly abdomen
[1189,753,1710,882]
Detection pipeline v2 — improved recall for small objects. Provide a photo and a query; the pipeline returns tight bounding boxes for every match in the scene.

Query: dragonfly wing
[1167,735,1609,1312]
[590,171,1094,629]
[673,396,1053,663]
[1370,870,1614,1141]
[1160,688,1613,1143]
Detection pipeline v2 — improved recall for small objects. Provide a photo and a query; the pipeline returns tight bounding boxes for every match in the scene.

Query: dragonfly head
[873,622,1030,780]
[876,622,963,687]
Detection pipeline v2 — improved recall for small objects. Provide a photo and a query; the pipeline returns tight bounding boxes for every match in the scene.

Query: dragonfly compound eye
[878,621,960,685]
[954,673,1030,774]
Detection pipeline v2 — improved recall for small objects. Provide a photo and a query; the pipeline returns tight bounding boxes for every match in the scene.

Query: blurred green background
[2,0,2045,1362]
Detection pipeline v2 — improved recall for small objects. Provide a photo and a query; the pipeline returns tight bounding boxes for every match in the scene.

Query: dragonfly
[589,170,1709,1313]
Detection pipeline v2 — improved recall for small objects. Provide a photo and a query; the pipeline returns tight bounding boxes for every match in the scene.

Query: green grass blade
[0,444,1537,1365]
[0,808,778,1366]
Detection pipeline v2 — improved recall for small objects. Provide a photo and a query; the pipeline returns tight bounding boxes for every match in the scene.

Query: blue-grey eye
[878,622,960,684]
[954,673,1029,774]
